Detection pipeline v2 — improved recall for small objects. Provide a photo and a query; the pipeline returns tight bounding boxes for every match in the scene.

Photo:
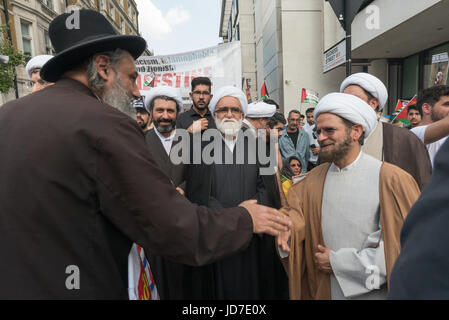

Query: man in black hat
[0,9,291,299]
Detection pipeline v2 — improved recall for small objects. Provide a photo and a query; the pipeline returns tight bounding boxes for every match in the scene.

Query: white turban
[144,86,183,113]
[209,86,248,115]
[25,55,53,79]
[340,72,388,110]
[314,92,378,137]
[246,100,276,118]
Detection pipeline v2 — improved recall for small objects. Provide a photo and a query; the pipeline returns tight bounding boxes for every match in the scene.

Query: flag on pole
[300,88,319,105]
[261,81,269,100]
[391,95,417,124]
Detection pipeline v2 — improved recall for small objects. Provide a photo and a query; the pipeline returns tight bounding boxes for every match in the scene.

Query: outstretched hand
[239,200,292,237]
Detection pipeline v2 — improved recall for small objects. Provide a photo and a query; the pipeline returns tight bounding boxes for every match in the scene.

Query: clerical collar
[220,132,239,153]
[154,127,176,141]
[243,119,256,133]
[330,151,363,172]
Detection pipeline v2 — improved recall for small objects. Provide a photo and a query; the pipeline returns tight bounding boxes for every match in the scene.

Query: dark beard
[431,109,443,122]
[154,119,175,133]
[193,100,208,111]
[319,133,352,163]
[139,121,147,129]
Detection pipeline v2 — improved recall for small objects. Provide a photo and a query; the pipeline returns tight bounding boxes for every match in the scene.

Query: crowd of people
[1,9,449,300]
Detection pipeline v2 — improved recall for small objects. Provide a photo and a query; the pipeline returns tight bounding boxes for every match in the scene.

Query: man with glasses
[25,55,54,93]
[176,77,216,133]
[184,86,288,299]
[277,93,420,300]
[279,110,310,173]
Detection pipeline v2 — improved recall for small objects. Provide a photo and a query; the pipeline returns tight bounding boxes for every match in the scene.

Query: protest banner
[136,41,242,111]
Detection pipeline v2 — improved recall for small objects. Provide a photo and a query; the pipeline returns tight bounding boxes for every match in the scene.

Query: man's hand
[239,200,291,237]
[312,146,320,155]
[276,228,291,253]
[176,187,185,196]
[187,118,208,133]
[314,244,333,274]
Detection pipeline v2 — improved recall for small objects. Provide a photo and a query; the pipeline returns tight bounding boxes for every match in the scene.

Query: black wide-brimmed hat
[41,9,147,82]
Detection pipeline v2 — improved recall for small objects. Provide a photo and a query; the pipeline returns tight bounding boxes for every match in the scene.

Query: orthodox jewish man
[277,93,420,300]
[0,10,291,299]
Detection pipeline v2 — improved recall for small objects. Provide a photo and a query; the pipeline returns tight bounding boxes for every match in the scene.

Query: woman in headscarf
[280,156,304,196]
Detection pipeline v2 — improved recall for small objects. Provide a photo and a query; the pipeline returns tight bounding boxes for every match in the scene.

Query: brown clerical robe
[280,162,420,300]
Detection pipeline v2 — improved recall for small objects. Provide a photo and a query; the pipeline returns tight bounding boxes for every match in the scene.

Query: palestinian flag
[392,95,417,125]
[301,88,319,105]
[144,73,156,88]
[261,81,269,100]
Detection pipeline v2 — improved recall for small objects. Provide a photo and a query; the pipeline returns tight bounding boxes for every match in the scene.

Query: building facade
[220,0,449,116]
[0,0,143,105]
[220,0,258,103]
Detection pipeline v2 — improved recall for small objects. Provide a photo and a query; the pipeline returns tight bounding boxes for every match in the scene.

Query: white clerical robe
[322,152,387,300]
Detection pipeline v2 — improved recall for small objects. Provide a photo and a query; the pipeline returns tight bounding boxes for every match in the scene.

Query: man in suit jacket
[0,10,291,299]
[142,86,188,299]
[144,86,186,192]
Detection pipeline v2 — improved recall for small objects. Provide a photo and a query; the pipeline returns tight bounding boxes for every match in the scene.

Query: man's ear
[368,98,380,111]
[95,54,112,81]
[421,103,432,116]
[352,124,364,141]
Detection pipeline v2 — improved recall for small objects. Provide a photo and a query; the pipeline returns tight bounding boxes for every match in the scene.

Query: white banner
[136,42,242,109]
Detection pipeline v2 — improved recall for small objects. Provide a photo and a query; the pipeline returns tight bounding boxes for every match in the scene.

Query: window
[44,30,54,55]
[21,21,32,58]
[120,17,125,34]
[42,0,54,10]
[100,0,105,10]
[110,3,115,18]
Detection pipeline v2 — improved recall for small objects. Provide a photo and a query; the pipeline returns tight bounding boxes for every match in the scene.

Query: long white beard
[216,117,242,138]
[102,76,135,119]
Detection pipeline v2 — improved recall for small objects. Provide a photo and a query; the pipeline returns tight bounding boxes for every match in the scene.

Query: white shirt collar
[220,132,239,153]
[243,119,257,133]
[154,128,176,155]
[329,150,363,172]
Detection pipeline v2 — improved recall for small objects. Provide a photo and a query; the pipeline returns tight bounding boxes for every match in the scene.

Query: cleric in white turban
[144,86,183,113]
[277,92,421,302]
[25,55,54,93]
[340,72,388,111]
[314,92,378,138]
[209,86,248,116]
[338,73,432,191]
[243,100,276,133]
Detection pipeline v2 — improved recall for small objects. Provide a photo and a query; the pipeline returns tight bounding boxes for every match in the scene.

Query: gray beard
[102,78,135,119]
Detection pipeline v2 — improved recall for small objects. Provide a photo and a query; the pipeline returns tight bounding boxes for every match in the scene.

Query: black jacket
[0,78,253,299]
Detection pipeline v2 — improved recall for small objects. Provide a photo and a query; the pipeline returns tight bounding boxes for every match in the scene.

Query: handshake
[239,200,291,252]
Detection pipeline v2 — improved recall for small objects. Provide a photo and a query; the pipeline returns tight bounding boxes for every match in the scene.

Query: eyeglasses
[192,91,210,96]
[26,79,48,89]
[214,106,242,115]
[290,163,301,168]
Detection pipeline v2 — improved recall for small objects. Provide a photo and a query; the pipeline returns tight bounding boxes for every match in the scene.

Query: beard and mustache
[154,117,175,133]
[102,75,136,119]
[319,131,353,163]
[216,117,243,137]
